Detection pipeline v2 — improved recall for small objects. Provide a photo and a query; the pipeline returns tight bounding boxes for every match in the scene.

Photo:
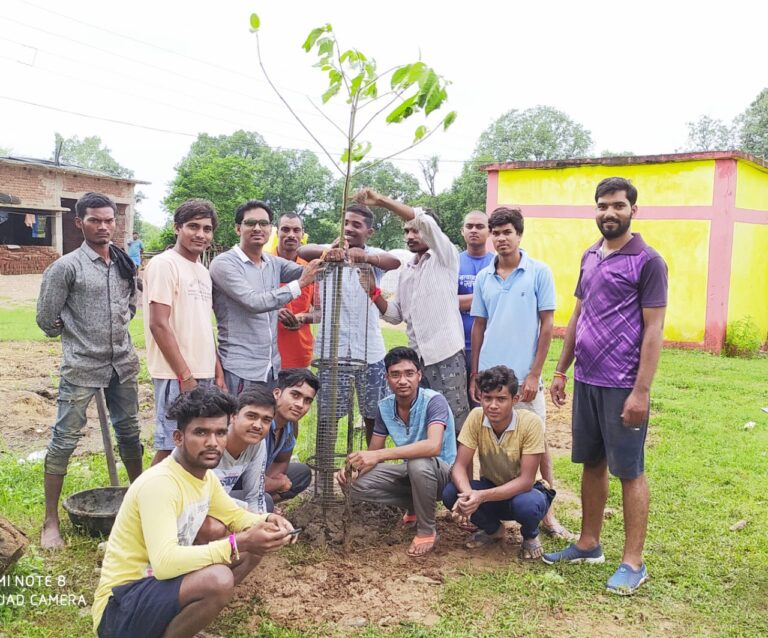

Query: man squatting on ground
[143,198,224,466]
[443,366,555,559]
[36,192,143,550]
[209,200,319,396]
[356,189,471,433]
[300,202,401,444]
[211,386,274,514]
[470,206,572,540]
[92,386,297,638]
[336,347,456,557]
[543,177,667,596]
[262,368,319,510]
[268,212,316,369]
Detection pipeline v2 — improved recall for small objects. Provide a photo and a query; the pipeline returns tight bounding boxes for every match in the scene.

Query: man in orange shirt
[269,213,314,369]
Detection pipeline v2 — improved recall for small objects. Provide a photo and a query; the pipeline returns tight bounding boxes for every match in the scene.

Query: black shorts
[98,575,183,638]
[571,381,648,479]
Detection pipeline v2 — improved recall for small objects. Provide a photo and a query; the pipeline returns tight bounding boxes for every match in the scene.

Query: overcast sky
[0,0,764,225]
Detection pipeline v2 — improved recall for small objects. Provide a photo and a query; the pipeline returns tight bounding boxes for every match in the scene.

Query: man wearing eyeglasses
[335,347,456,558]
[209,200,320,395]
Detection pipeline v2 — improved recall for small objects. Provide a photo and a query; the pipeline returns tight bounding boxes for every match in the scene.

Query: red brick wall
[1,163,136,269]
[0,245,58,275]
[0,165,56,207]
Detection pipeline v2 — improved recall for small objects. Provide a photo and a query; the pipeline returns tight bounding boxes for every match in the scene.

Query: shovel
[94,388,120,487]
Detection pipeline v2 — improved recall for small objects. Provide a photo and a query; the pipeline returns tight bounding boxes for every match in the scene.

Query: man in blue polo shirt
[470,206,572,540]
[263,369,319,511]
[336,346,456,558]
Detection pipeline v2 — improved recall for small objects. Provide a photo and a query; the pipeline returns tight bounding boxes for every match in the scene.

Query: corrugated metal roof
[0,156,150,184]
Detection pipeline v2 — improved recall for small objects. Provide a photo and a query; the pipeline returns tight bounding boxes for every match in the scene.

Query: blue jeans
[442,478,553,540]
[45,371,141,475]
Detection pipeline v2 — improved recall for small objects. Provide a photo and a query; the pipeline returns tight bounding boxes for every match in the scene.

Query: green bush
[724,315,764,358]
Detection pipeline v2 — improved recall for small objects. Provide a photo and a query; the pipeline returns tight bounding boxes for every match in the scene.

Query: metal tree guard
[305,260,374,513]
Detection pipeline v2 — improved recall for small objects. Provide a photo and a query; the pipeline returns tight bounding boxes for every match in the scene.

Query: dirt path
[0,341,156,457]
[0,273,42,306]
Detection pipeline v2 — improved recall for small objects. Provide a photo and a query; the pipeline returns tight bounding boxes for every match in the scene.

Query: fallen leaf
[729,519,748,531]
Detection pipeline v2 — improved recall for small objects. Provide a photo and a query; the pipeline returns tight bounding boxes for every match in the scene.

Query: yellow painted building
[484,152,768,351]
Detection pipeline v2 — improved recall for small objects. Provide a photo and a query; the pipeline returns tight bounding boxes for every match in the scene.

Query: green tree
[680,116,736,152]
[600,149,636,157]
[0,145,11,156]
[436,105,593,244]
[736,88,768,159]
[52,133,134,177]
[164,131,333,247]
[473,106,593,162]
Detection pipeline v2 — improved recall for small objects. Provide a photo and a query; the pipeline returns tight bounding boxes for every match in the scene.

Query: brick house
[0,156,149,275]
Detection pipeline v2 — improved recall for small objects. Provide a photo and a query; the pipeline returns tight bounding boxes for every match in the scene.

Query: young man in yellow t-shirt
[92,386,296,638]
[442,365,555,559]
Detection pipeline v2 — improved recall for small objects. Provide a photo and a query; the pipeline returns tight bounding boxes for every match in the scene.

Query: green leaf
[406,62,427,85]
[302,26,326,52]
[386,95,418,123]
[391,65,410,87]
[352,141,372,162]
[341,147,350,163]
[413,125,428,142]
[443,111,457,130]
[249,13,260,31]
[321,82,341,104]
[318,38,334,58]
[350,73,364,97]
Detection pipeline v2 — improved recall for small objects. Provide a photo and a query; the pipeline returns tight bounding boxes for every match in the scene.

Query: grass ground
[1,307,767,636]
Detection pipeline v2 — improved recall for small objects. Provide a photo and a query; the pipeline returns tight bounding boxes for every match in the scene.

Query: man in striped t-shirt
[356,188,470,432]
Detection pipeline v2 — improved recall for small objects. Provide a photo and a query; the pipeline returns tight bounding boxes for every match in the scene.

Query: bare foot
[40,520,64,550]
[407,533,437,557]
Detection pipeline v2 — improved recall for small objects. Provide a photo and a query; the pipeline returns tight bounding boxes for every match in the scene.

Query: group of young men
[36,174,666,637]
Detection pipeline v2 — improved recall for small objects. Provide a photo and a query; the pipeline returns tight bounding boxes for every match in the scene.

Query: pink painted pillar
[703,159,737,352]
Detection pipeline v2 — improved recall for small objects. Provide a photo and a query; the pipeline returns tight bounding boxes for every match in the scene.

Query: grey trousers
[421,350,470,433]
[350,457,451,536]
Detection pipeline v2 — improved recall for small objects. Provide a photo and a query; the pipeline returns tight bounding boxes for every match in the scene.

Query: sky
[0,0,764,226]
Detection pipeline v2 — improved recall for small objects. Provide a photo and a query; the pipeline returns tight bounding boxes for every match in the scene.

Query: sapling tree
[249,13,456,240]
[249,14,456,513]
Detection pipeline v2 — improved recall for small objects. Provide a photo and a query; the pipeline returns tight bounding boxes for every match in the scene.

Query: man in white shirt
[357,189,470,432]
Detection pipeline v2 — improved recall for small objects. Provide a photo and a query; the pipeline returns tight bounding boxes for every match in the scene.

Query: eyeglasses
[388,370,419,381]
[241,219,271,228]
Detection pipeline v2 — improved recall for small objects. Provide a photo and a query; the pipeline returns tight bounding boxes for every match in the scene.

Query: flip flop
[520,537,544,560]
[407,532,437,557]
[398,513,417,529]
[541,524,577,541]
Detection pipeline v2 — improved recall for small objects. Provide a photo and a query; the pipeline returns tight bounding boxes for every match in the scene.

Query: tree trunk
[0,517,28,575]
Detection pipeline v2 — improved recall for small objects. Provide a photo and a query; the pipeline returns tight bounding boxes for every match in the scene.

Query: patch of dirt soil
[0,341,156,457]
[544,393,573,455]
[233,504,531,633]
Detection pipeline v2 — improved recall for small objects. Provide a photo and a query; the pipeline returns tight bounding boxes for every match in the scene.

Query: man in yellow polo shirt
[442,365,555,559]
[92,386,296,637]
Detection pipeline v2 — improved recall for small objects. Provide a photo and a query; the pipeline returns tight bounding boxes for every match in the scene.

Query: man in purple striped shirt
[543,177,667,596]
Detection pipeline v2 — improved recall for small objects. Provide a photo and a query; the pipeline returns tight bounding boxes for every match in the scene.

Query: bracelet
[177,372,194,383]
[553,370,568,380]
[370,287,382,302]
[228,533,240,562]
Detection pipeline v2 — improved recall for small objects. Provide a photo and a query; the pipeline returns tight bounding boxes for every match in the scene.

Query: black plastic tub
[62,487,127,537]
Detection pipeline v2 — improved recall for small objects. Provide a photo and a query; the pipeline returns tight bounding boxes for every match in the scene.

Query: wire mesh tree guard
[304,260,374,515]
